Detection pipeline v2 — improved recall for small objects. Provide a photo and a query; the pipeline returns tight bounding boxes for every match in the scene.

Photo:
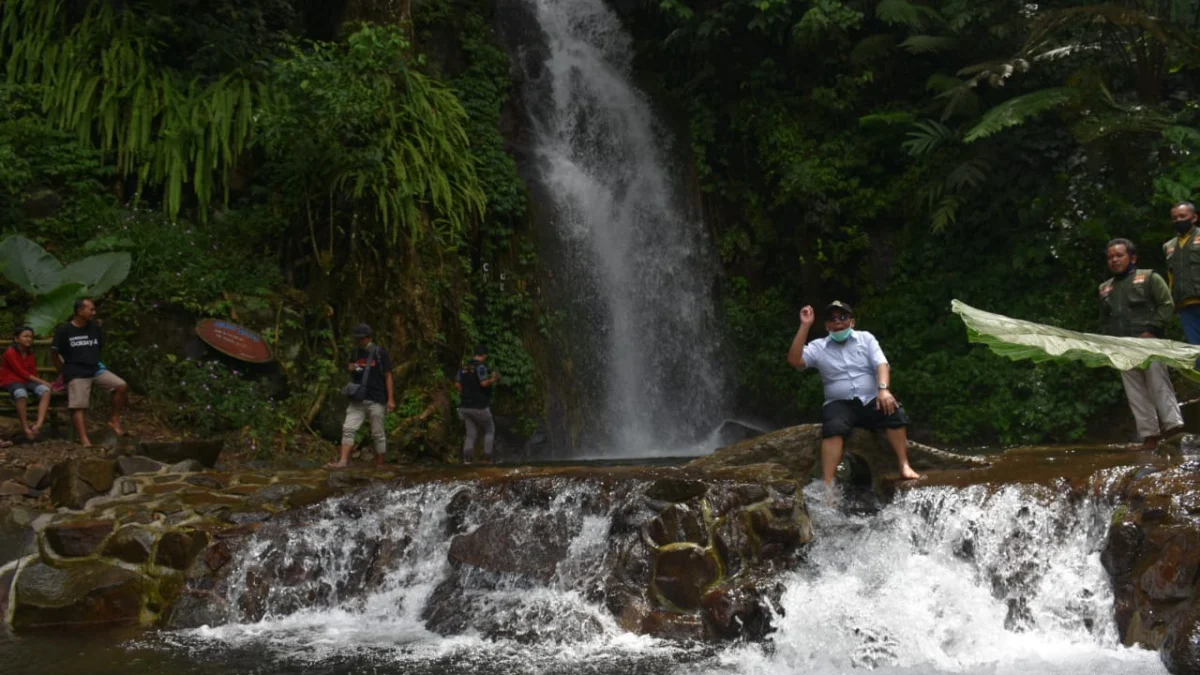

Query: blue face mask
[830,328,854,343]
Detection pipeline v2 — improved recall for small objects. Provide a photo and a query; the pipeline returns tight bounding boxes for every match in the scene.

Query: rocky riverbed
[3,426,1200,674]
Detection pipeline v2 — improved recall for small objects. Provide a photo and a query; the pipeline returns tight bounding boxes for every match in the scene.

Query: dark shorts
[821,398,910,438]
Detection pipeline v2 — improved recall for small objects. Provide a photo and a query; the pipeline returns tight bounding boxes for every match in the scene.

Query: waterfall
[160,481,1165,674]
[502,0,729,455]
[707,484,1161,675]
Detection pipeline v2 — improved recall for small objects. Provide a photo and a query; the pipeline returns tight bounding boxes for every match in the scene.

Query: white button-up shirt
[801,331,889,405]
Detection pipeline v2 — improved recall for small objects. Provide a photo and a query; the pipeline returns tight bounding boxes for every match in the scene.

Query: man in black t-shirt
[328,323,395,468]
[454,345,500,463]
[50,297,128,447]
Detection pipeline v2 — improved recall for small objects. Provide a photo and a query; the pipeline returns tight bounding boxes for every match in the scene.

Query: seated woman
[0,326,52,440]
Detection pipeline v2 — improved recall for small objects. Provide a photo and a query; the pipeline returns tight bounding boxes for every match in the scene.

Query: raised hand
[800,306,815,326]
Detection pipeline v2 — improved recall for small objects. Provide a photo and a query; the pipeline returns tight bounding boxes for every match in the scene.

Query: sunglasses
[827,314,853,322]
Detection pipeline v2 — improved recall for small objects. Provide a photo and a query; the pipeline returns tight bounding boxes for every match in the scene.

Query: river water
[1,482,1166,675]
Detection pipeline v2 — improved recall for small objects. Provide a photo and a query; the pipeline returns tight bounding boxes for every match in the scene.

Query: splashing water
[110,480,1169,675]
[694,483,1165,675]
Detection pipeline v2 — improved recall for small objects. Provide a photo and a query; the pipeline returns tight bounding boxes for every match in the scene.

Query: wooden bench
[0,338,72,433]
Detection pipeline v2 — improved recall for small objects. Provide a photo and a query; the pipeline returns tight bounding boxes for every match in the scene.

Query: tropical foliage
[0,0,1197,449]
[625,0,1200,443]
[952,300,1200,379]
[0,235,130,334]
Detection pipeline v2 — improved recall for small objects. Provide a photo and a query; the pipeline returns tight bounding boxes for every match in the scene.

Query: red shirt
[0,346,39,387]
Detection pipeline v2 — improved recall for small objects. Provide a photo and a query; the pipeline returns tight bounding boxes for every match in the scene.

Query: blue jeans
[1181,306,1200,345]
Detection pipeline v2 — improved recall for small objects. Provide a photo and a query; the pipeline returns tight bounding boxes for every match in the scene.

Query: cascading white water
[164,481,1166,674]
[700,483,1165,675]
[514,0,728,455]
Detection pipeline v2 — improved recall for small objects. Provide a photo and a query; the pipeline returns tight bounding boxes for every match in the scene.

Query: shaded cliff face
[494,0,729,457]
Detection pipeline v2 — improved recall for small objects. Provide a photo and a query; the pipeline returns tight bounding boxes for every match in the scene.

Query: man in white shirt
[787,301,921,488]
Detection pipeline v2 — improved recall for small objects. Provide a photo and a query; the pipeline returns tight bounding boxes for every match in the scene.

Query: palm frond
[964,87,1079,143]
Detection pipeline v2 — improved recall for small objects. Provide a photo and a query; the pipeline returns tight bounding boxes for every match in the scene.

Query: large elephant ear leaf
[62,252,132,296]
[0,235,64,295]
[27,283,87,337]
[951,299,1200,383]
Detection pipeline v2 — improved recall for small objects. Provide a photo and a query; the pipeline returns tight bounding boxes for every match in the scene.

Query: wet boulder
[448,512,578,581]
[48,459,117,509]
[136,440,223,468]
[1162,600,1200,675]
[116,456,167,477]
[688,424,821,480]
[154,530,210,570]
[103,526,156,564]
[43,520,114,558]
[10,560,143,630]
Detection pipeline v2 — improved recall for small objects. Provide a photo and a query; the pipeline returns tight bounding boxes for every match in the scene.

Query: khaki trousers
[342,401,387,455]
[1121,362,1183,440]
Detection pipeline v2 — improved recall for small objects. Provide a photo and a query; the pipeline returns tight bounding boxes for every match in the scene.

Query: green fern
[850,34,895,63]
[875,0,942,30]
[859,111,918,127]
[930,194,966,232]
[964,87,1079,143]
[902,119,957,156]
[0,0,260,221]
[944,158,990,192]
[899,35,958,54]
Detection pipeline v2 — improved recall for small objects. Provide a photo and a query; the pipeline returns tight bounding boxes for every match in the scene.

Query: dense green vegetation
[0,0,541,456]
[0,0,1197,451]
[625,0,1200,443]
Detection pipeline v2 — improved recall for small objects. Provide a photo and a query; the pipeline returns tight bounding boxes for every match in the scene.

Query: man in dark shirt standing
[455,345,500,463]
[50,297,128,447]
[328,323,395,468]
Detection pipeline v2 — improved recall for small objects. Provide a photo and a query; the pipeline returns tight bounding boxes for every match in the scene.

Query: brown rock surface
[48,458,117,509]
[155,530,210,570]
[11,560,143,630]
[448,512,575,581]
[21,465,49,490]
[103,526,155,564]
[43,520,114,558]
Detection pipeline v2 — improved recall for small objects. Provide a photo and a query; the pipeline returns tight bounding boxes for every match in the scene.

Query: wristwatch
[878,384,889,390]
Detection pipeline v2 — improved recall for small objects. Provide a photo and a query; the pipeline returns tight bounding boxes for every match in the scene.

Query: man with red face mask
[787,301,921,491]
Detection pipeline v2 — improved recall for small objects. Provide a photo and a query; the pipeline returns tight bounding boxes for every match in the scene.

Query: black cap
[352,323,372,338]
[825,301,854,318]
[474,344,488,356]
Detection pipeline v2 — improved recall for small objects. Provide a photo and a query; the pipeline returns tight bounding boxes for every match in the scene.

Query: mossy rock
[11,560,144,630]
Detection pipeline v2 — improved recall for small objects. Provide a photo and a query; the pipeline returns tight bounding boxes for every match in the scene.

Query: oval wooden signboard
[195,319,273,363]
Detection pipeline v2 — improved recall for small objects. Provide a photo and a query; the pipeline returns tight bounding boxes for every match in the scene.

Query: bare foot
[375,456,386,469]
[79,440,92,448]
[30,423,42,438]
[107,419,124,436]
[326,461,348,469]
[23,426,35,440]
[899,465,923,480]
[0,439,12,448]
[823,482,840,509]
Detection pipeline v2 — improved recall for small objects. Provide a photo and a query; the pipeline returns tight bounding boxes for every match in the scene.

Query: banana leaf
[951,299,1200,384]
[0,235,64,295]
[27,283,86,337]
